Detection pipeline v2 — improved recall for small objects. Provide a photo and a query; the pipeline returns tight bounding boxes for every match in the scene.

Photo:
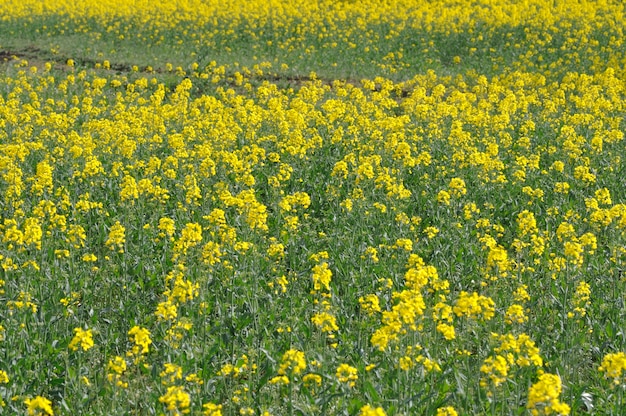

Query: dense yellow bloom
[173,222,203,260]
[505,304,528,324]
[311,312,339,333]
[105,221,126,252]
[436,406,458,416]
[23,218,43,250]
[128,325,152,355]
[67,224,86,249]
[160,363,183,386]
[107,355,127,375]
[24,396,54,416]
[448,178,466,197]
[68,327,94,352]
[514,285,531,303]
[527,373,570,416]
[158,217,176,239]
[437,190,451,205]
[155,300,178,321]
[279,192,311,212]
[202,241,223,265]
[311,262,332,292]
[0,1,625,412]
[336,364,358,387]
[269,375,290,385]
[159,385,190,414]
[359,294,381,315]
[453,291,495,321]
[494,333,543,368]
[599,352,626,385]
[203,403,223,416]
[436,323,456,340]
[119,175,139,201]
[480,355,510,388]
[517,210,538,237]
[359,404,387,416]
[277,349,306,376]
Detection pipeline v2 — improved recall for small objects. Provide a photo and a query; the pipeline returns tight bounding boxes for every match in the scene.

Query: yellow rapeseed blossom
[105,221,126,253]
[311,312,339,333]
[359,404,387,416]
[159,385,190,414]
[311,262,332,293]
[336,364,358,387]
[68,327,94,352]
[277,349,306,376]
[526,373,570,416]
[107,355,128,388]
[160,363,183,386]
[505,304,528,325]
[127,325,152,356]
[598,352,626,386]
[359,294,381,315]
[453,291,495,321]
[202,403,223,416]
[24,396,54,416]
[436,406,459,416]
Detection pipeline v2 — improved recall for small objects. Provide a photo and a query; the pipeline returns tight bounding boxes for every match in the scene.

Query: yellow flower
[23,218,43,250]
[336,364,358,387]
[505,304,528,324]
[393,238,413,251]
[302,373,322,388]
[453,291,495,321]
[311,262,332,292]
[424,226,439,238]
[448,177,466,197]
[277,349,306,376]
[436,406,458,416]
[106,355,129,387]
[24,396,54,416]
[158,217,176,238]
[128,326,152,355]
[480,355,510,388]
[160,363,183,386]
[516,210,538,237]
[359,294,381,315]
[202,241,223,265]
[269,375,290,385]
[359,404,387,416]
[68,327,94,351]
[570,281,591,318]
[202,403,223,416]
[436,323,456,340]
[173,223,203,260]
[311,312,339,332]
[119,175,139,201]
[527,373,570,415]
[599,352,626,385]
[155,300,178,321]
[105,221,126,253]
[437,190,451,205]
[159,386,190,414]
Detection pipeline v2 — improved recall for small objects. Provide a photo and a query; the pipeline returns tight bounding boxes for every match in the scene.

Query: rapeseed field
[0,0,625,414]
